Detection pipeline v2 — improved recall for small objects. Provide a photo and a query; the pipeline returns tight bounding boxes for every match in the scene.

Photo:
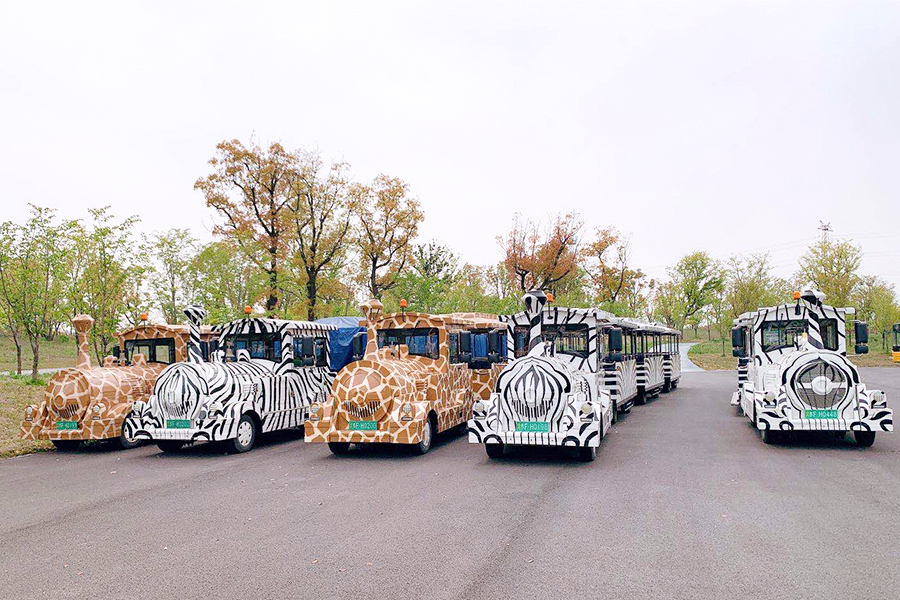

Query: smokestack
[359,299,383,361]
[72,314,94,370]
[183,305,207,364]
[523,290,548,353]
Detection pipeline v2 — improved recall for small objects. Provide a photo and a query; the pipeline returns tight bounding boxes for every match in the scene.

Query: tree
[658,251,724,331]
[386,242,460,313]
[0,206,75,379]
[854,276,900,353]
[352,175,423,299]
[725,253,788,319]
[582,226,646,312]
[146,229,197,324]
[187,241,267,325]
[288,150,353,320]
[796,239,862,307]
[195,139,296,313]
[499,213,582,293]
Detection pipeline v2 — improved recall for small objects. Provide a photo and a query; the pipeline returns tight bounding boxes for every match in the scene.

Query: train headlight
[401,402,413,421]
[872,391,886,405]
[579,403,593,418]
[207,401,223,417]
[92,404,104,419]
[473,401,486,414]
[24,406,34,421]
[197,408,208,421]
[764,391,776,403]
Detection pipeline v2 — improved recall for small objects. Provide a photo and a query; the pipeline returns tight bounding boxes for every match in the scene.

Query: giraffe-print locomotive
[124,306,336,453]
[731,287,892,446]
[304,300,505,454]
[19,314,214,450]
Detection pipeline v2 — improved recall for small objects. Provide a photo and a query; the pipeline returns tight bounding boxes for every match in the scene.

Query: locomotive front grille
[158,390,195,419]
[509,398,556,421]
[793,360,850,409]
[342,400,382,420]
[53,403,82,420]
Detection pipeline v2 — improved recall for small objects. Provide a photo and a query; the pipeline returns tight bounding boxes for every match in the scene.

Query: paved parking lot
[2,369,898,600]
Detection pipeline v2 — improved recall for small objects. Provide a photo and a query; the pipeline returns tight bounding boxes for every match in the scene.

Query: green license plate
[515,421,550,433]
[348,420,377,431]
[166,419,191,429]
[805,409,838,419]
[55,421,78,430]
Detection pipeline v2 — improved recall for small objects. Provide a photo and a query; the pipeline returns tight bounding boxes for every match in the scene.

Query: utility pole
[818,221,832,243]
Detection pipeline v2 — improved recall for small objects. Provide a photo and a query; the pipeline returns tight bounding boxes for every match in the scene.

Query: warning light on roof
[244,305,252,315]
[139,312,148,322]
[793,291,801,301]
[400,299,408,308]
[547,292,554,303]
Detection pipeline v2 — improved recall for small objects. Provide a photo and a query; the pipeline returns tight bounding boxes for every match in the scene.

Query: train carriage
[124,306,335,453]
[892,323,900,363]
[620,320,679,402]
[305,300,505,455]
[731,287,892,446]
[20,314,213,451]
[468,291,623,462]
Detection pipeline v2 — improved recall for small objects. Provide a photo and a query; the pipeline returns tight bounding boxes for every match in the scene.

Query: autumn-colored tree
[351,175,423,299]
[187,241,267,325]
[795,239,861,307]
[499,213,582,293]
[195,139,296,313]
[288,150,353,320]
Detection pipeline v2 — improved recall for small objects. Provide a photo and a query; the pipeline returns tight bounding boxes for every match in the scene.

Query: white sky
[2,1,898,291]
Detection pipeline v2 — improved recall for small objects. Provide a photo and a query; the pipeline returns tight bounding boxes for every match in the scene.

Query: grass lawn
[0,335,76,374]
[0,375,52,458]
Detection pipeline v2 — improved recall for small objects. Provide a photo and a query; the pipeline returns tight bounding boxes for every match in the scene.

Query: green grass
[0,335,76,374]
[0,375,52,458]
[687,338,737,370]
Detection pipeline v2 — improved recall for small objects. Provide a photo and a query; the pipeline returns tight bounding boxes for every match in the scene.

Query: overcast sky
[2,0,898,293]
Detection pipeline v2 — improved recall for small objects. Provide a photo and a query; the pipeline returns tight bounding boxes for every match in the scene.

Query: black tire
[226,414,257,453]
[854,431,876,447]
[485,443,505,459]
[663,380,671,393]
[578,445,597,462]
[761,428,779,445]
[611,400,618,424]
[635,390,647,406]
[156,441,185,453]
[328,441,351,455]
[114,426,142,450]
[52,440,81,451]
[413,416,435,455]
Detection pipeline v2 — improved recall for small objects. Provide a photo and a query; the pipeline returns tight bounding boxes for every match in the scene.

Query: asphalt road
[2,369,899,600]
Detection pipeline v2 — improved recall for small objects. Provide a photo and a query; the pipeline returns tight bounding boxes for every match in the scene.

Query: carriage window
[761,320,807,352]
[544,324,589,358]
[124,339,176,365]
[513,326,529,358]
[377,327,440,360]
[293,336,328,367]
[449,333,460,363]
[224,333,281,361]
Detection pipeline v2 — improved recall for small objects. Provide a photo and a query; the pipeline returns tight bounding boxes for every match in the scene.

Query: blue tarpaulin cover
[316,317,366,371]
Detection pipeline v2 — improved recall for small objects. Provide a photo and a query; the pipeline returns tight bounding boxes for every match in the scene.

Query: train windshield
[377,327,440,360]
[223,333,281,361]
[543,324,589,358]
[760,320,807,352]
[124,338,176,364]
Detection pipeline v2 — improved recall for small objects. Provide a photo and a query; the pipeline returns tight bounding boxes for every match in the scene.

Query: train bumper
[305,417,425,444]
[467,422,602,447]
[757,409,893,433]
[20,418,123,441]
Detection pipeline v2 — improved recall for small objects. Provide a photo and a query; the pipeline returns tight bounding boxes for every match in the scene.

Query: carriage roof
[734,301,855,327]
[616,318,680,335]
[373,311,501,330]
[116,323,215,341]
[215,317,336,338]
[500,306,619,326]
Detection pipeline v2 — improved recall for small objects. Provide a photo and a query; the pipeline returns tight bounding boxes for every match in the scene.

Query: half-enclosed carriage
[731,288,892,446]
[20,314,214,451]
[619,320,680,403]
[124,307,335,453]
[304,300,506,455]
[468,291,623,461]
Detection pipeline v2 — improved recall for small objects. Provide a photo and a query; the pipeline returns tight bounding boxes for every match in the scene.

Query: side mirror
[608,327,623,353]
[854,322,869,344]
[112,346,121,359]
[855,343,869,355]
[459,331,472,364]
[488,331,501,363]
[731,327,746,352]
[732,348,745,358]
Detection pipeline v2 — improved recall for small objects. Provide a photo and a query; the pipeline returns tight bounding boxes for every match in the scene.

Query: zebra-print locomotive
[124,306,336,453]
[468,291,615,461]
[731,287,892,446]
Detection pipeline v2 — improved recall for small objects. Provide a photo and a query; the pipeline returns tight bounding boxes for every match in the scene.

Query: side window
[293,336,328,367]
[449,333,459,363]
[819,319,839,351]
[513,326,529,358]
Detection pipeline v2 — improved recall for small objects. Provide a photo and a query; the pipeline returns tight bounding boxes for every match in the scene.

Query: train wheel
[157,441,185,453]
[578,446,597,462]
[413,417,434,455]
[115,427,142,450]
[485,443,505,459]
[328,442,351,455]
[227,414,257,453]
[854,431,876,447]
[761,428,779,445]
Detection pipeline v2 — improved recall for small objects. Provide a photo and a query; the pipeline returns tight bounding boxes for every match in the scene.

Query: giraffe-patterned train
[304,299,507,455]
[19,314,214,451]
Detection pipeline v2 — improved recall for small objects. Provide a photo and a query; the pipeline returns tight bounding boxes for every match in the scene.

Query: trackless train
[731,288,893,446]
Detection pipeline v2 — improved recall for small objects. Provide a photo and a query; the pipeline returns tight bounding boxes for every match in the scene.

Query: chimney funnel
[183,305,207,364]
[72,314,94,370]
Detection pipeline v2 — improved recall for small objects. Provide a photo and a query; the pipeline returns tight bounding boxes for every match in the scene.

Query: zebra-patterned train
[731,287,893,446]
[468,290,682,461]
[124,306,336,453]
